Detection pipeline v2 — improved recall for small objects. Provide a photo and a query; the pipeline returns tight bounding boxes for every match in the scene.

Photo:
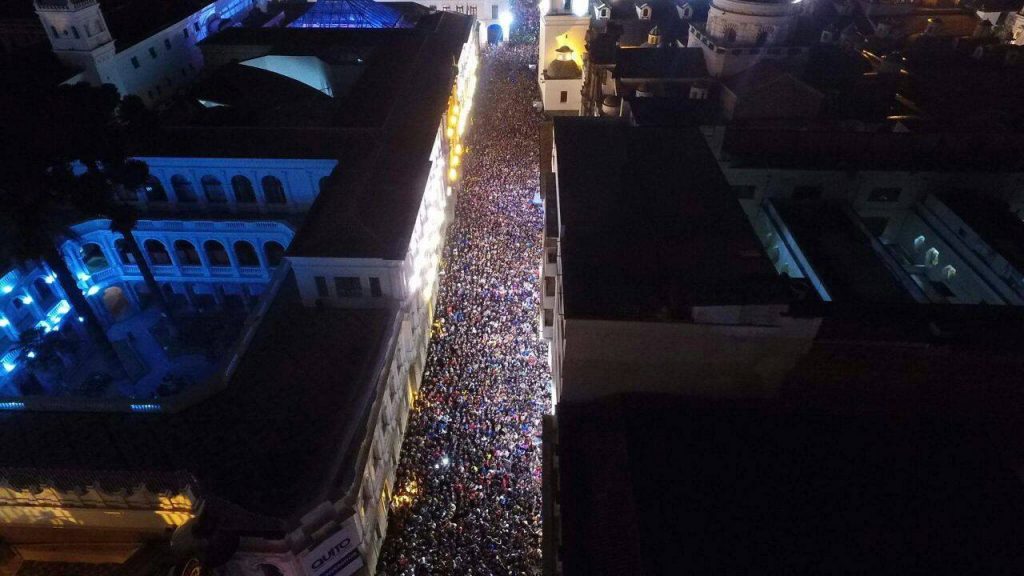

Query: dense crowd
[376,30,549,576]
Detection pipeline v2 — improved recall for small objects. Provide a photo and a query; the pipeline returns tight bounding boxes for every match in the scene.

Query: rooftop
[771,200,915,304]
[934,191,1024,276]
[0,275,399,523]
[552,118,786,321]
[613,46,707,80]
[557,394,1024,576]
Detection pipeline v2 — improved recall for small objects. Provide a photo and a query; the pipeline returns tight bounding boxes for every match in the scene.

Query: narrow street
[376,37,551,576]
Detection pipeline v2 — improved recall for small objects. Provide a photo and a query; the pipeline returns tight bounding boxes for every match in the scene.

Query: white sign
[300,522,363,576]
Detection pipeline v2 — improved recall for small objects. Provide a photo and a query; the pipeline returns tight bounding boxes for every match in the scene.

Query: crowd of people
[376,22,550,576]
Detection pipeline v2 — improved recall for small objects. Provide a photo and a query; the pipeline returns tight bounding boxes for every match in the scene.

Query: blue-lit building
[0,11,479,576]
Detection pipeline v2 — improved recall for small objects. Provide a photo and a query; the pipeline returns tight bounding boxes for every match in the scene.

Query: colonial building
[0,10,479,576]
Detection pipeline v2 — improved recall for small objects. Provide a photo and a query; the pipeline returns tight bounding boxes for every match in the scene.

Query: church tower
[34,0,115,82]
[688,0,806,77]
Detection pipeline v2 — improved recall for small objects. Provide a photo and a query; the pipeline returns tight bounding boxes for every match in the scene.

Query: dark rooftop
[613,46,707,79]
[0,275,398,524]
[100,0,211,50]
[557,394,1024,576]
[552,118,786,320]
[935,191,1024,276]
[772,200,916,304]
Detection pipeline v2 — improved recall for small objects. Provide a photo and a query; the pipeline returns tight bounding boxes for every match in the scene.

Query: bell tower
[34,0,115,82]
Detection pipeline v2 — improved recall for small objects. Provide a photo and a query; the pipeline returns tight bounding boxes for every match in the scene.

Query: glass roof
[288,0,401,29]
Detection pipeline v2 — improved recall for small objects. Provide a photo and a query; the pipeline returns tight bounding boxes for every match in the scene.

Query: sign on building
[300,521,363,576]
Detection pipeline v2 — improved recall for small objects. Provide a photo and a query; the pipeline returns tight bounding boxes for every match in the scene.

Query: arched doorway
[102,286,131,320]
[487,23,503,44]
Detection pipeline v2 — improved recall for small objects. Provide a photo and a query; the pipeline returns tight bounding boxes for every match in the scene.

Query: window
[204,241,230,267]
[755,30,768,46]
[115,239,136,265]
[232,176,256,203]
[335,277,362,297]
[131,56,140,69]
[560,91,568,103]
[456,5,464,13]
[50,25,59,38]
[547,251,557,264]
[723,27,737,43]
[732,185,756,199]
[544,276,555,297]
[149,46,157,59]
[468,5,477,15]
[491,4,498,18]
[234,241,260,267]
[81,243,109,273]
[145,240,171,266]
[72,26,80,39]
[264,242,285,267]
[370,277,382,297]
[171,175,197,202]
[315,276,329,298]
[193,22,200,32]
[183,28,189,38]
[261,176,287,204]
[429,4,437,9]
[792,186,822,201]
[868,187,901,202]
[174,240,201,266]
[201,175,226,203]
[164,38,172,50]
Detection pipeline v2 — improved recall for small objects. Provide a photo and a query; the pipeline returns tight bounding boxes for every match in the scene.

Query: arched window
[145,176,168,202]
[232,176,256,203]
[264,241,285,267]
[724,27,737,43]
[114,238,136,265]
[204,240,230,267]
[174,240,201,266]
[81,243,109,273]
[145,240,171,265]
[171,174,197,202]
[234,241,260,266]
[32,278,56,308]
[201,175,226,203]
[261,176,287,204]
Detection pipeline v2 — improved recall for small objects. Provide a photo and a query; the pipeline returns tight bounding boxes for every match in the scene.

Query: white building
[35,0,259,106]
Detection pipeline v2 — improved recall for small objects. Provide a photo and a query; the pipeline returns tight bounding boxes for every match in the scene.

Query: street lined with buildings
[377,40,551,576]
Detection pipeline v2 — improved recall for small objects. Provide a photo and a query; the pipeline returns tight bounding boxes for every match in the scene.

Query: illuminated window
[115,239,136,265]
[171,175,197,202]
[201,175,226,203]
[203,240,230,267]
[234,241,260,266]
[335,276,362,297]
[261,176,287,204]
[925,247,939,266]
[144,240,171,266]
[174,240,201,266]
[264,242,285,267]
[232,176,256,203]
[81,243,109,273]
